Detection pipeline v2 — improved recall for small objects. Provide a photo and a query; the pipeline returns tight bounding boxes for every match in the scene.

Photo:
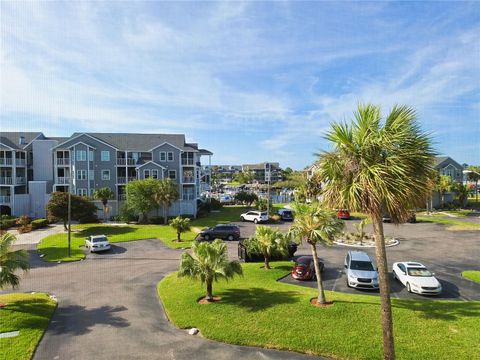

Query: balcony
[0,177,12,185]
[15,159,27,166]
[56,177,70,184]
[182,193,195,201]
[0,195,11,203]
[182,177,195,184]
[16,177,26,184]
[117,176,136,184]
[0,158,13,166]
[181,159,194,166]
[116,158,136,166]
[118,194,127,201]
[57,158,70,166]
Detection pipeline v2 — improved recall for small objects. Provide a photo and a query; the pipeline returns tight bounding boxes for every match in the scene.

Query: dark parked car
[336,209,351,220]
[196,224,241,241]
[291,256,324,280]
[277,208,294,221]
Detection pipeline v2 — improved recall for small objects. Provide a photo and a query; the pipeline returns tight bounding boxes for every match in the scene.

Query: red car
[291,256,324,281]
[337,209,351,220]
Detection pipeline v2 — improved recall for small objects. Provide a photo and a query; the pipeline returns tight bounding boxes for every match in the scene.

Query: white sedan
[85,235,111,253]
[392,262,442,295]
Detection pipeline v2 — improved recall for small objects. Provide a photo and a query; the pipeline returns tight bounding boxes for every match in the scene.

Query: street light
[463,169,480,204]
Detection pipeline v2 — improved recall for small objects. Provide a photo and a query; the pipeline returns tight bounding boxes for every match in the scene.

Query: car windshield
[93,237,107,243]
[407,268,433,277]
[260,212,267,216]
[297,257,311,265]
[350,260,374,271]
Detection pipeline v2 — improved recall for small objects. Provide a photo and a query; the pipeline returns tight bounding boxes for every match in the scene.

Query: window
[144,169,151,178]
[89,150,94,161]
[160,152,166,161]
[76,150,86,161]
[167,152,174,161]
[152,169,158,179]
[101,151,110,161]
[77,188,87,196]
[168,170,176,180]
[89,170,94,180]
[90,188,95,196]
[102,170,110,180]
[77,170,87,180]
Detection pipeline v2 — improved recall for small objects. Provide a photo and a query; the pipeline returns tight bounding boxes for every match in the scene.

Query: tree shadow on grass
[391,298,480,321]
[49,304,130,335]
[78,226,136,236]
[220,287,298,312]
[1,298,54,331]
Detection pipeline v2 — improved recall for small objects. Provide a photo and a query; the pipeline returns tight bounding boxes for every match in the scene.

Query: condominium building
[0,132,212,218]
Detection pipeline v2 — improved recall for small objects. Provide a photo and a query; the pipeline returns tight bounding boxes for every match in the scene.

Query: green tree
[178,240,243,301]
[234,191,258,206]
[251,225,289,269]
[235,170,255,184]
[0,233,30,291]
[93,187,114,221]
[466,166,480,204]
[452,182,469,208]
[317,103,435,360]
[169,216,191,242]
[155,179,180,224]
[288,202,344,304]
[46,192,98,230]
[436,175,453,208]
[125,178,161,223]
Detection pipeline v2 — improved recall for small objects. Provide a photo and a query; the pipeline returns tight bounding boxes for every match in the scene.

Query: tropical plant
[235,170,255,184]
[0,233,30,291]
[251,225,289,269]
[452,182,469,208]
[436,175,453,208]
[93,187,114,221]
[46,192,98,230]
[178,240,243,301]
[155,179,180,224]
[317,103,435,360]
[234,191,258,206]
[125,178,161,223]
[353,217,371,245]
[288,202,344,304]
[169,216,191,242]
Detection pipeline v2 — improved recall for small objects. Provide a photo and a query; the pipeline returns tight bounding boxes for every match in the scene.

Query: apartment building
[242,162,283,183]
[0,132,212,218]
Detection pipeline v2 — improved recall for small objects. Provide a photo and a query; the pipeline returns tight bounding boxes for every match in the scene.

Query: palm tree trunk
[163,205,168,225]
[309,242,326,304]
[206,280,213,301]
[372,214,395,360]
[177,231,181,242]
[103,205,107,222]
[263,253,270,269]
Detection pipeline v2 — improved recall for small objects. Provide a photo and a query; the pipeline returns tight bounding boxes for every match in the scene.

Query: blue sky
[1,1,479,169]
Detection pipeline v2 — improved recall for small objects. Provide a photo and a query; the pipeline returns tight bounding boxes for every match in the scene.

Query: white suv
[240,210,269,224]
[344,251,379,289]
[85,235,111,253]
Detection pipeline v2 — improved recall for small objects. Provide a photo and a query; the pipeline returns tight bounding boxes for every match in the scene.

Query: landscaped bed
[0,293,57,360]
[38,206,249,262]
[462,271,480,284]
[158,262,480,360]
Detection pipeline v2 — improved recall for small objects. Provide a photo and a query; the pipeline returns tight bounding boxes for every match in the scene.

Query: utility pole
[266,162,271,218]
[67,170,72,257]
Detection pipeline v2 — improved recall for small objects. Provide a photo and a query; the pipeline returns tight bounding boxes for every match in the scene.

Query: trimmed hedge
[0,218,17,230]
[32,218,49,230]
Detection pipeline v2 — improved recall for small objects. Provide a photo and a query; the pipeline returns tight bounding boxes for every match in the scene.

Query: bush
[269,214,281,222]
[119,204,138,223]
[32,218,48,230]
[209,198,223,210]
[149,216,165,224]
[1,215,16,220]
[16,215,32,233]
[239,238,297,262]
[0,218,17,230]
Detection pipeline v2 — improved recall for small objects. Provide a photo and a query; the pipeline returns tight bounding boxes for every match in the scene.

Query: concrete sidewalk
[8,224,65,245]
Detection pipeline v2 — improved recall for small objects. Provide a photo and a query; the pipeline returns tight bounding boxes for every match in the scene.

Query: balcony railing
[118,194,127,201]
[57,158,70,166]
[183,194,195,201]
[181,159,194,166]
[15,159,27,166]
[182,177,195,183]
[0,196,11,203]
[16,177,26,184]
[56,177,69,184]
[0,158,13,166]
[116,158,137,166]
[117,176,137,184]
[0,177,12,185]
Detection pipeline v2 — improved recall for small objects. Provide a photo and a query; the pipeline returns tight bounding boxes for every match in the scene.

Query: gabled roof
[0,132,44,150]
[433,156,463,170]
[135,161,166,170]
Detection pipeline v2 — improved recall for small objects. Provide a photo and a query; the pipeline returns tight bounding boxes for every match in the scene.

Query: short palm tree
[93,187,114,221]
[437,175,452,208]
[169,216,191,242]
[253,225,288,269]
[178,240,242,301]
[317,103,435,360]
[0,233,30,290]
[288,202,344,304]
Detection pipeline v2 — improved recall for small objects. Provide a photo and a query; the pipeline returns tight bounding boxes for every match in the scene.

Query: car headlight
[348,274,356,280]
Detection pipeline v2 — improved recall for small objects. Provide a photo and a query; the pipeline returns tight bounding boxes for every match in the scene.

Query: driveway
[12,241,321,360]
[9,224,64,245]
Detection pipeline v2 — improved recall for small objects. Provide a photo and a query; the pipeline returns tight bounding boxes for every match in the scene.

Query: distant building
[241,162,283,183]
[433,156,464,183]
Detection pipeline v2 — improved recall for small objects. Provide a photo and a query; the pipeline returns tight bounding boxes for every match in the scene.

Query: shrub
[31,218,48,230]
[119,204,138,223]
[209,198,223,210]
[149,216,165,224]
[269,214,281,222]
[16,215,32,233]
[0,218,17,230]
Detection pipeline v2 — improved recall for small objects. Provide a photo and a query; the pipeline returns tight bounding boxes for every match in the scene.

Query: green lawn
[462,271,480,284]
[38,206,249,262]
[158,262,480,360]
[416,216,480,231]
[0,293,57,360]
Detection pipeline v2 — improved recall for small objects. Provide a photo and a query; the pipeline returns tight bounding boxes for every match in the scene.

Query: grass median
[158,262,480,360]
[0,293,57,360]
[416,216,480,231]
[462,271,480,284]
[38,206,249,262]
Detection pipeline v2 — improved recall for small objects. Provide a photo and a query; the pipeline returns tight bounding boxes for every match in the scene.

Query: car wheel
[254,218,258,224]
[312,273,316,281]
[227,234,234,241]
[392,271,397,280]
[241,216,245,222]
[406,282,411,293]
[346,278,351,288]
[204,234,210,241]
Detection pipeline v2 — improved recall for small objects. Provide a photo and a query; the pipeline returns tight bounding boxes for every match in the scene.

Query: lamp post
[67,170,72,258]
[463,169,480,204]
[266,163,271,218]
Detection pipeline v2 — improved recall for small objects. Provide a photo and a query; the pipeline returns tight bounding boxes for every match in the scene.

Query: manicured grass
[462,271,480,284]
[416,216,480,231]
[38,206,249,262]
[0,293,56,360]
[158,262,480,360]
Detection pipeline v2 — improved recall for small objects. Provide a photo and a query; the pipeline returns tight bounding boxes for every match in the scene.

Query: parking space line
[331,271,342,292]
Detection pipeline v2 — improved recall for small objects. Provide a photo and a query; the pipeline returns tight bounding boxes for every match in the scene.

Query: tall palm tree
[93,187,114,221]
[288,202,344,304]
[0,233,30,290]
[317,103,435,360]
[253,225,288,269]
[437,175,452,208]
[169,216,191,242]
[178,240,242,301]
[155,179,180,224]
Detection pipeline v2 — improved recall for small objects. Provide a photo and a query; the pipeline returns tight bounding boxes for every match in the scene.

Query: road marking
[331,271,342,291]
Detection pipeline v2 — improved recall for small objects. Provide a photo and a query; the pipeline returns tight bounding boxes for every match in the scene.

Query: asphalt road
[6,219,479,360]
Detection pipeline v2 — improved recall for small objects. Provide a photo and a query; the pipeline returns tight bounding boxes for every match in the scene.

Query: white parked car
[392,262,442,295]
[344,251,379,289]
[240,210,269,224]
[85,235,111,253]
